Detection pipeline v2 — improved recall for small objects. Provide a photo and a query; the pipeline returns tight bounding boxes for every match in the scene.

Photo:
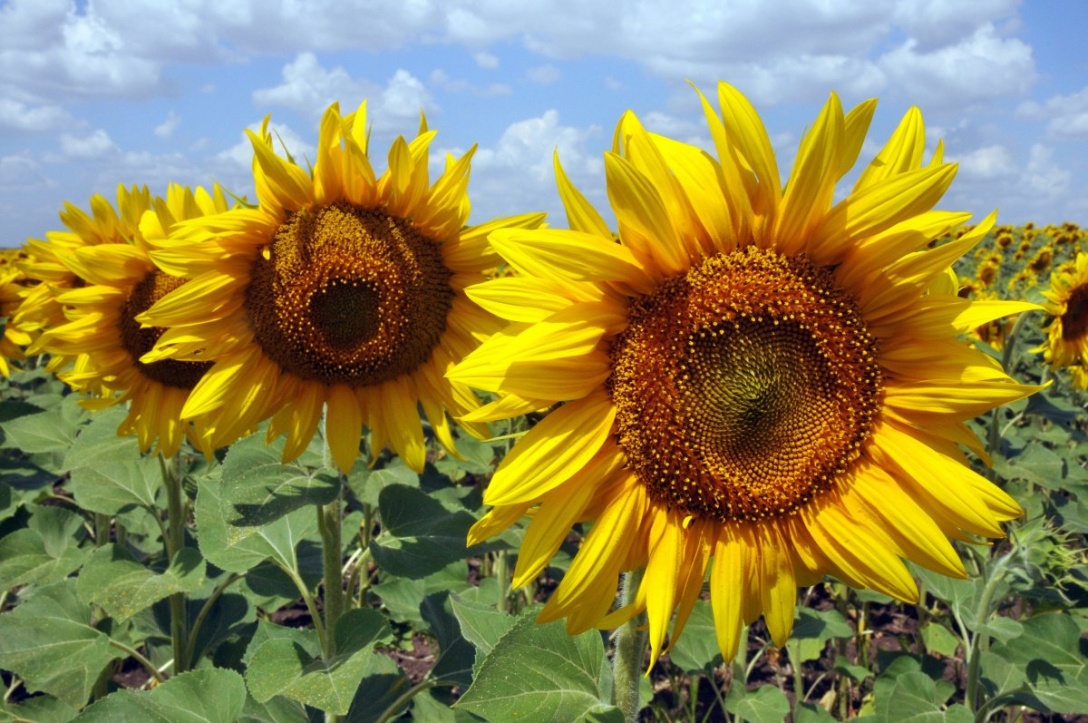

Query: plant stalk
[318,493,345,657]
[161,453,189,675]
[612,568,647,722]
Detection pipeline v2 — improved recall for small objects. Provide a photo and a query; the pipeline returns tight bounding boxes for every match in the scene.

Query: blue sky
[1,0,1086,247]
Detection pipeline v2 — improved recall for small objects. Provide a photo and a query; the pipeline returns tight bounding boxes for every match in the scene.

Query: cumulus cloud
[59,129,118,159]
[0,99,70,132]
[458,110,605,224]
[1023,143,1071,197]
[877,23,1034,109]
[154,110,180,139]
[527,64,560,84]
[474,51,499,69]
[253,53,434,132]
[954,144,1016,180]
[1018,87,1088,139]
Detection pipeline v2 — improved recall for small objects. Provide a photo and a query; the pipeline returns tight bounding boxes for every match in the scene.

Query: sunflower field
[0,84,1085,723]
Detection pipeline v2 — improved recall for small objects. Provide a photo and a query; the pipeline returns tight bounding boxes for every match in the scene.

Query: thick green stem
[612,568,647,722]
[495,550,510,613]
[965,553,1011,713]
[161,454,188,675]
[318,494,344,658]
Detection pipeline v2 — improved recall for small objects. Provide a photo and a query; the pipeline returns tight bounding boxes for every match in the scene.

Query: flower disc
[245,202,454,387]
[609,246,883,522]
[121,271,212,389]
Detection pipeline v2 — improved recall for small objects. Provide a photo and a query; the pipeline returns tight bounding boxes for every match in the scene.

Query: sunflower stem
[612,568,646,721]
[965,551,1011,713]
[161,453,189,675]
[318,492,345,658]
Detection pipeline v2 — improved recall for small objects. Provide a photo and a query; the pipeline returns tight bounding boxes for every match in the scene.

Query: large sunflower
[30,185,230,457]
[1037,252,1088,370]
[139,102,544,473]
[0,249,35,377]
[451,83,1038,665]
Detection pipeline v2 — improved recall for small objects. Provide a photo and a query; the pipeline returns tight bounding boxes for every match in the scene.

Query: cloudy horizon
[1,0,1085,247]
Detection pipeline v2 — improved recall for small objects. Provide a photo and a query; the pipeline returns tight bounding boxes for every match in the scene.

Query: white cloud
[954,144,1016,180]
[59,129,118,159]
[154,110,180,139]
[254,53,434,132]
[877,23,1034,109]
[527,64,560,84]
[458,110,605,224]
[0,99,69,132]
[474,51,499,69]
[1018,87,1088,140]
[1023,143,1071,197]
[430,69,512,97]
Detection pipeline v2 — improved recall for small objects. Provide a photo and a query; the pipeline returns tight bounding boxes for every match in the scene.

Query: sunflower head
[29,184,228,456]
[138,102,544,473]
[452,81,1037,666]
[1036,252,1088,370]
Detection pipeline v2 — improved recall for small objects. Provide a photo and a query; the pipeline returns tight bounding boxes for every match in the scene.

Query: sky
[1,0,1086,248]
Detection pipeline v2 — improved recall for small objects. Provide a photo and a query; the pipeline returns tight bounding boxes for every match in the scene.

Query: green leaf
[218,432,341,527]
[371,562,475,625]
[976,616,1023,644]
[242,621,322,668]
[78,667,247,722]
[996,442,1067,489]
[422,591,475,686]
[991,613,1088,714]
[450,592,518,661]
[245,638,391,716]
[333,608,393,655]
[873,670,973,722]
[726,685,791,723]
[792,608,854,663]
[342,654,411,722]
[913,566,983,628]
[833,655,872,683]
[666,600,721,674]
[75,544,205,622]
[238,694,310,723]
[68,453,164,516]
[369,484,479,579]
[0,405,79,454]
[0,523,87,591]
[456,612,611,721]
[347,458,419,508]
[979,650,1026,699]
[795,702,837,723]
[0,580,120,707]
[195,471,318,576]
[0,695,80,722]
[920,621,960,658]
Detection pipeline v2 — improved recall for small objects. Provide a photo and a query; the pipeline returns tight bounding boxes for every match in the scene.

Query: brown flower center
[121,272,213,389]
[1062,284,1088,343]
[608,246,883,523]
[244,202,454,386]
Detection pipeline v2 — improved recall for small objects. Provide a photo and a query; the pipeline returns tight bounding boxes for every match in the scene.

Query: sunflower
[1036,252,1088,370]
[30,185,230,457]
[451,83,1037,665]
[139,102,544,473]
[0,249,34,376]
[17,186,152,385]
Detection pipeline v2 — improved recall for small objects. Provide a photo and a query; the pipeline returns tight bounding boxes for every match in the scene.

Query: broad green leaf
[333,608,393,655]
[242,621,322,668]
[0,695,79,722]
[371,562,474,625]
[979,650,1026,699]
[0,404,79,454]
[195,471,318,575]
[833,655,873,683]
[666,600,721,674]
[218,432,341,527]
[792,607,854,662]
[991,613,1088,714]
[75,544,205,622]
[976,616,1023,644]
[78,667,247,722]
[347,458,419,508]
[920,621,960,658]
[726,685,791,723]
[0,517,87,591]
[63,406,140,469]
[913,566,983,628]
[873,670,973,723]
[434,434,497,481]
[184,591,255,663]
[238,694,310,723]
[422,591,475,686]
[995,442,1067,489]
[245,638,391,716]
[0,580,120,707]
[455,612,611,721]
[450,591,518,660]
[68,453,164,515]
[795,702,837,723]
[369,484,479,578]
[342,654,411,722]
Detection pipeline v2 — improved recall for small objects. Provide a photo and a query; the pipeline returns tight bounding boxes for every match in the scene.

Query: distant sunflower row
[0,85,1084,661]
